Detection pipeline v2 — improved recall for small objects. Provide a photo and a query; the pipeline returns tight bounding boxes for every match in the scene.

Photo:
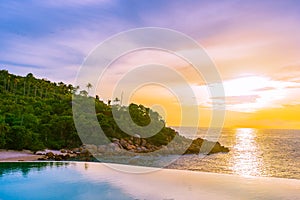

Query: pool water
[1,161,299,200]
[0,162,133,200]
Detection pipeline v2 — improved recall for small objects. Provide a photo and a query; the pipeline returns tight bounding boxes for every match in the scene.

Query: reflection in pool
[0,162,133,200]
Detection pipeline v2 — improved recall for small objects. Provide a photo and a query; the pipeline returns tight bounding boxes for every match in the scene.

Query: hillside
[0,70,229,156]
[0,70,182,151]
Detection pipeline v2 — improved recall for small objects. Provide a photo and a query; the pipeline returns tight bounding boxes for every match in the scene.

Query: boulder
[62,154,70,160]
[85,144,97,153]
[128,139,133,145]
[72,148,80,154]
[141,139,147,147]
[184,138,229,155]
[54,155,62,161]
[109,143,121,151]
[120,139,128,148]
[60,149,67,153]
[133,137,141,146]
[35,151,45,155]
[80,149,91,157]
[112,138,119,143]
[45,152,54,159]
[126,144,136,150]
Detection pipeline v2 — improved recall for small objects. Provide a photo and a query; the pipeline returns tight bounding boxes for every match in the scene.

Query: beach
[0,150,43,161]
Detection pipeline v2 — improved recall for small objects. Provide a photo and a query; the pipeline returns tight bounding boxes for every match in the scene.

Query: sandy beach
[0,150,43,161]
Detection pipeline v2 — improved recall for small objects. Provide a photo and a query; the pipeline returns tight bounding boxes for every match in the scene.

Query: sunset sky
[1,0,300,129]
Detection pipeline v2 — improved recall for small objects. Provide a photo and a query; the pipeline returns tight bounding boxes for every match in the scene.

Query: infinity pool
[1,162,299,200]
[0,162,133,200]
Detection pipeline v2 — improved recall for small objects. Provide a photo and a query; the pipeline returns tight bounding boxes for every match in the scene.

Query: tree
[73,86,80,94]
[0,119,9,148]
[0,70,179,152]
[113,97,120,105]
[86,83,92,94]
[79,90,88,97]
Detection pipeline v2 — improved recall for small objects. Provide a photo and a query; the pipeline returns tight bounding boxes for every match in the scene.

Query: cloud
[211,95,260,105]
[271,65,300,83]
[0,0,138,83]
[252,87,276,92]
[285,85,300,89]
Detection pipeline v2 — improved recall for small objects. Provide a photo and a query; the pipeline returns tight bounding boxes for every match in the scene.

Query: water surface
[0,162,132,200]
[169,128,300,179]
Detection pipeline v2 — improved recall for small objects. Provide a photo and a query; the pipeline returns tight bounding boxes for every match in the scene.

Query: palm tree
[13,78,20,94]
[86,83,92,94]
[113,97,120,105]
[7,74,10,92]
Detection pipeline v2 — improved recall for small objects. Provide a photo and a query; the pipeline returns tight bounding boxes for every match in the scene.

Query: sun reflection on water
[230,128,264,177]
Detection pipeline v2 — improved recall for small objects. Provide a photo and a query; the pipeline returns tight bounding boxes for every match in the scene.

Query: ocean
[167,128,300,180]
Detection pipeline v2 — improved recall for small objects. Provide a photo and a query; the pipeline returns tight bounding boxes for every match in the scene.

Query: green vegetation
[0,70,178,151]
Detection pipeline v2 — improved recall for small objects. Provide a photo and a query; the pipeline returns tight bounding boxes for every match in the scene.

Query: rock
[207,142,229,154]
[69,153,77,158]
[46,152,54,159]
[72,148,80,153]
[127,139,133,145]
[35,151,45,155]
[136,147,142,152]
[184,138,229,155]
[126,144,136,150]
[109,143,121,151]
[80,149,91,157]
[112,138,119,143]
[141,146,148,151]
[60,149,67,153]
[62,154,70,160]
[133,137,141,146]
[145,143,153,149]
[54,155,62,161]
[120,139,127,148]
[141,139,147,147]
[85,144,97,153]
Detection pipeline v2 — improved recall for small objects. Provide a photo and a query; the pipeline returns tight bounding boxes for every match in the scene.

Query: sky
[1,0,300,129]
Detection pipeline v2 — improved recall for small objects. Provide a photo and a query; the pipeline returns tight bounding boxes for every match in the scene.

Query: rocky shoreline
[35,137,229,161]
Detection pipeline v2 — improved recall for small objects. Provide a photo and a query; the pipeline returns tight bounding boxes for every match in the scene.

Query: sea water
[168,128,300,179]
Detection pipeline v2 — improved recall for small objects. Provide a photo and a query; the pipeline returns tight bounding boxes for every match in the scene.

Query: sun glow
[221,76,289,112]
